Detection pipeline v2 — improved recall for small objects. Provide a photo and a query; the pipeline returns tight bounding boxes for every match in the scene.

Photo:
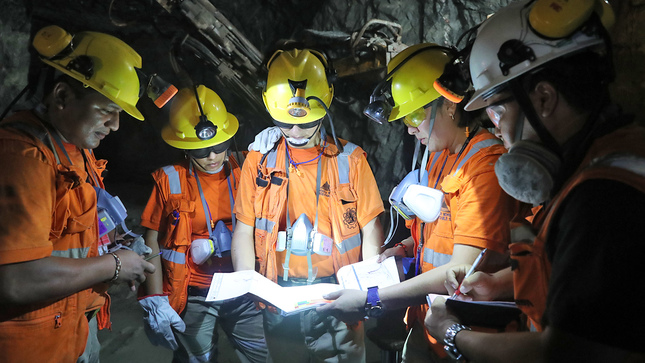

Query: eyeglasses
[272,119,321,130]
[186,139,231,159]
[485,95,514,127]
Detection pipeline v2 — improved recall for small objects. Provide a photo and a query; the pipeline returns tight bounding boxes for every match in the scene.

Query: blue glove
[139,295,186,350]
[248,126,281,154]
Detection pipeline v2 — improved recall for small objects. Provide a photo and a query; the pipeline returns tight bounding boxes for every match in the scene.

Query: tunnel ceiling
[1,0,643,204]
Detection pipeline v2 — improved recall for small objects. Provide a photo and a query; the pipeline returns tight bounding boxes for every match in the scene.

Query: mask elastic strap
[282,151,293,281]
[307,156,324,284]
[226,175,236,231]
[414,222,425,276]
[381,205,400,248]
[191,161,221,257]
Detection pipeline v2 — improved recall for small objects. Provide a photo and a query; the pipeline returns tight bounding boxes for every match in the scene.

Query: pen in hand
[451,248,487,299]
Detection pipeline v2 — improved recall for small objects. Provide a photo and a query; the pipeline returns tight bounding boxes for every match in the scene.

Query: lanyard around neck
[282,142,325,283]
[190,161,236,239]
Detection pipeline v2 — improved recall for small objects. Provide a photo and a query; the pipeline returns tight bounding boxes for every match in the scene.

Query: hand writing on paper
[445,265,506,302]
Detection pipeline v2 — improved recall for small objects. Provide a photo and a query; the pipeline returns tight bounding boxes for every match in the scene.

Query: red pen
[451,248,487,299]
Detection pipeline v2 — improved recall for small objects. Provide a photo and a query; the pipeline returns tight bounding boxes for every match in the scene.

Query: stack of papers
[206,256,401,315]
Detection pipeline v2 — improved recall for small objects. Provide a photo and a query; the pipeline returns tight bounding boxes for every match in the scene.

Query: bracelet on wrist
[107,252,121,283]
[394,242,408,255]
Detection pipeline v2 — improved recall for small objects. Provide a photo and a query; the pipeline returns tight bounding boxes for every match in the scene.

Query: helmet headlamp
[287,80,311,118]
[192,85,218,140]
[363,91,393,125]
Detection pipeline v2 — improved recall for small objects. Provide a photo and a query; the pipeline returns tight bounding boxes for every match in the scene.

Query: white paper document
[336,255,401,290]
[206,257,402,315]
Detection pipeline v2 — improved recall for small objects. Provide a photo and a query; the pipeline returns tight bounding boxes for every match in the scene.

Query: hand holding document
[207,257,402,315]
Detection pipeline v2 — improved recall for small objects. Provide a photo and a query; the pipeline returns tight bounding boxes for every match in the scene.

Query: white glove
[248,126,281,154]
[130,235,153,256]
[139,295,186,350]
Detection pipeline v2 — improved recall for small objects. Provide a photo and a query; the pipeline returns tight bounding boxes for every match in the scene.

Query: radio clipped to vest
[276,214,333,256]
[190,220,233,264]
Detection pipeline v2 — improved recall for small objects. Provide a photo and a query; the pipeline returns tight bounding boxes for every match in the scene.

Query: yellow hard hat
[262,48,334,124]
[163,85,239,150]
[32,25,145,120]
[387,43,453,121]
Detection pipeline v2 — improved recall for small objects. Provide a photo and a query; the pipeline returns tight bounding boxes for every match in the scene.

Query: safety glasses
[186,139,231,159]
[272,119,321,130]
[485,95,514,127]
[403,107,427,128]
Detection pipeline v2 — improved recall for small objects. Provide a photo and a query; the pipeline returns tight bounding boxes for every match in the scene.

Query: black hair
[521,50,612,114]
[44,73,95,100]
[454,91,485,129]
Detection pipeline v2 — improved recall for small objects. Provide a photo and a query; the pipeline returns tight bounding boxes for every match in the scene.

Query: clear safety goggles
[484,95,514,127]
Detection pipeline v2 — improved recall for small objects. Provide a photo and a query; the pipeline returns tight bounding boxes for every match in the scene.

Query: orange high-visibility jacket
[0,111,109,363]
[238,138,380,283]
[406,131,514,350]
[143,158,240,313]
[511,122,645,332]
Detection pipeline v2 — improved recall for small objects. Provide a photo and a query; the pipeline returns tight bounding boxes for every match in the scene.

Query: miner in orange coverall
[231,47,385,362]
[139,85,269,363]
[317,43,516,363]
[0,25,155,363]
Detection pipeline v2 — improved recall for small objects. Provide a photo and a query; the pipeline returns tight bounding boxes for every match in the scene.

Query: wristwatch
[444,323,471,361]
[364,286,384,318]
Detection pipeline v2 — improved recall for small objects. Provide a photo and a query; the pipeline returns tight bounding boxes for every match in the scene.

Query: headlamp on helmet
[287,80,311,118]
[163,86,239,150]
[31,25,179,121]
[364,44,453,124]
[192,85,218,141]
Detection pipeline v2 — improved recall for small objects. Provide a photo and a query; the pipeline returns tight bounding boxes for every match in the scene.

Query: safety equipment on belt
[139,295,186,351]
[465,0,615,112]
[263,48,334,124]
[276,213,333,257]
[190,220,233,264]
[163,85,239,149]
[248,126,282,154]
[364,43,453,124]
[495,140,562,206]
[95,187,140,239]
[32,25,147,120]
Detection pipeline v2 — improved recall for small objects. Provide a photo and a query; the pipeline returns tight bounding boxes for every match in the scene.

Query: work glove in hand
[130,235,153,256]
[139,295,186,350]
[248,126,281,154]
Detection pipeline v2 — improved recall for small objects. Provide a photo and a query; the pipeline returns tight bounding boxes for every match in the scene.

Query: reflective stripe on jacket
[0,111,106,362]
[153,157,240,313]
[253,138,362,283]
[511,123,645,331]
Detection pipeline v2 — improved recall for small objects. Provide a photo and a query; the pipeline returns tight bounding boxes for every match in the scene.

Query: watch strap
[444,323,471,361]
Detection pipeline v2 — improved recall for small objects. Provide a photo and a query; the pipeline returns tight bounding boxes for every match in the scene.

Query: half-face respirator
[190,220,233,265]
[276,213,333,256]
[95,187,139,238]
[389,168,444,223]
